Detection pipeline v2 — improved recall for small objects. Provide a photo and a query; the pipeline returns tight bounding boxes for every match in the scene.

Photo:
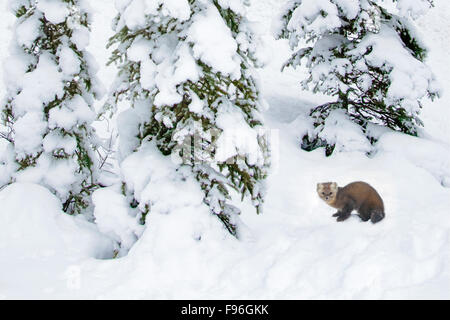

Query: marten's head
[317,182,338,204]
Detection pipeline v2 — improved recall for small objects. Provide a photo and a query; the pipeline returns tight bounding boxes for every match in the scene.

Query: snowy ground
[0,0,449,299]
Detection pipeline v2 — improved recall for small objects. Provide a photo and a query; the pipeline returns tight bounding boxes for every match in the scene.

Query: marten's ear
[316,183,321,191]
[331,182,337,190]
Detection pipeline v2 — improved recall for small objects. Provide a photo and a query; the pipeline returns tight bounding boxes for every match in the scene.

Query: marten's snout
[321,192,333,200]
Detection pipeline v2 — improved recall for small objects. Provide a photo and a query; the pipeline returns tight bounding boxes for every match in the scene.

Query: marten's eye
[322,192,325,195]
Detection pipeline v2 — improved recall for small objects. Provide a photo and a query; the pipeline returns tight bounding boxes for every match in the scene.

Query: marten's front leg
[335,201,354,222]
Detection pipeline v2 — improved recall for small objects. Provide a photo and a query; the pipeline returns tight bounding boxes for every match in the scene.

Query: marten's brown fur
[317,181,385,223]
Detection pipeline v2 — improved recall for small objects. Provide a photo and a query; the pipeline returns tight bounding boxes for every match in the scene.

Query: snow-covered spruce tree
[1,0,104,214]
[276,0,439,155]
[106,0,270,236]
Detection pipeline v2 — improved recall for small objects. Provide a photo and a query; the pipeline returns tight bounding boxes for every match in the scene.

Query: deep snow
[0,0,449,299]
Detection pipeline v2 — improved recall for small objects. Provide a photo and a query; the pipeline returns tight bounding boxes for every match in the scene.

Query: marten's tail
[370,209,385,223]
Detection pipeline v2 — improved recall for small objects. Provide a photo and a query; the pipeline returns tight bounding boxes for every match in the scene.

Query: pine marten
[317,181,385,223]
